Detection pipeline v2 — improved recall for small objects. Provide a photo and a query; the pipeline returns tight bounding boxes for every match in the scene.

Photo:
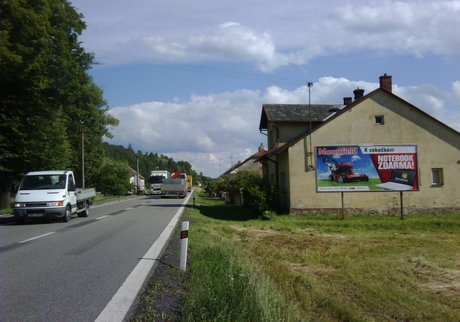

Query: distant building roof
[125,165,145,180]
[221,144,266,176]
[259,104,343,131]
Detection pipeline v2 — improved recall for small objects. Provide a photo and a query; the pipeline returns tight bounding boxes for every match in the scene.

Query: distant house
[125,165,145,191]
[219,144,266,204]
[258,74,460,215]
[220,144,267,180]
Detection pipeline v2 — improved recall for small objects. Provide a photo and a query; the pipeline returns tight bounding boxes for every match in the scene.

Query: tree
[209,170,277,215]
[231,170,277,214]
[0,0,118,208]
[94,161,132,196]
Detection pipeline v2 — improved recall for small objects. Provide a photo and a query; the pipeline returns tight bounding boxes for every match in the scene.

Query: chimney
[353,88,365,100]
[258,143,265,152]
[343,97,352,105]
[379,73,392,92]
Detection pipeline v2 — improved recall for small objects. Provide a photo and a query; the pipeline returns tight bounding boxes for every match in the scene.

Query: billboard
[315,145,419,192]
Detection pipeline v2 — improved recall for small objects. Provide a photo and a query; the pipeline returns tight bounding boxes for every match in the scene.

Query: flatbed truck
[13,170,96,223]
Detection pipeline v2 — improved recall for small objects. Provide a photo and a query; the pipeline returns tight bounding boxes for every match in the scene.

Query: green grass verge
[181,191,460,321]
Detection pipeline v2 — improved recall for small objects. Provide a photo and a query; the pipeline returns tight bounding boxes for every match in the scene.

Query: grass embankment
[6,189,457,319]
[179,192,460,321]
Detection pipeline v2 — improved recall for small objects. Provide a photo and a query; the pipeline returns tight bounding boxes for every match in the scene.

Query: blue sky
[71,0,460,178]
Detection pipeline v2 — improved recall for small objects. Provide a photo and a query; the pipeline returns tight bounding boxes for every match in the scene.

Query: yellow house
[259,75,460,215]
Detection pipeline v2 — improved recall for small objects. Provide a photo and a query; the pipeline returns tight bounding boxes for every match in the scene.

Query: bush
[93,161,132,195]
[210,170,277,215]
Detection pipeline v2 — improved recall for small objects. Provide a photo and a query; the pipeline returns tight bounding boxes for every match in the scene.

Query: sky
[70,0,460,178]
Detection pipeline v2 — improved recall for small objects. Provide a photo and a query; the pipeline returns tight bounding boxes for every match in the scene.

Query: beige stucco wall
[285,91,460,214]
[268,123,309,149]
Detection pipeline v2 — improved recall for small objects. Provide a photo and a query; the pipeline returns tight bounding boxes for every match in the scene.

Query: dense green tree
[231,170,277,214]
[0,0,118,208]
[208,170,277,215]
[94,161,132,196]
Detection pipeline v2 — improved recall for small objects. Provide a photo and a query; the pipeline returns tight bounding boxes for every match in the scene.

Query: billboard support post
[400,191,404,220]
[341,192,345,220]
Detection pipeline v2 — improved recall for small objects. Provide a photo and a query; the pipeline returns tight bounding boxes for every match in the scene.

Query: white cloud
[76,0,460,70]
[143,36,186,56]
[70,0,460,177]
[188,22,274,61]
[106,77,460,177]
[327,1,460,56]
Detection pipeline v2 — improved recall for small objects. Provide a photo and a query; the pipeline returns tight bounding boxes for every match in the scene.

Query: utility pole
[136,155,140,195]
[81,131,85,188]
[307,82,314,170]
[308,82,313,133]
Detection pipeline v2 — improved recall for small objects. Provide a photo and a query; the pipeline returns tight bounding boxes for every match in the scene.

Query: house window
[374,115,385,125]
[431,168,444,185]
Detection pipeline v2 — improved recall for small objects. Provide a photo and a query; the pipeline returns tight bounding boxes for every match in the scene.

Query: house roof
[259,104,343,131]
[221,146,267,176]
[260,87,460,159]
[125,165,145,179]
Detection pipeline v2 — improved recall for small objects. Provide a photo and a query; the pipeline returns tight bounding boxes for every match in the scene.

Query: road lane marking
[96,215,109,220]
[19,232,55,243]
[95,192,193,322]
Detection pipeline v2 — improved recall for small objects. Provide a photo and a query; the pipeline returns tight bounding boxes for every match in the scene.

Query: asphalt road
[0,194,190,322]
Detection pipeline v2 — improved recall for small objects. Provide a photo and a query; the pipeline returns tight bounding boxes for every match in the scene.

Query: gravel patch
[128,223,186,321]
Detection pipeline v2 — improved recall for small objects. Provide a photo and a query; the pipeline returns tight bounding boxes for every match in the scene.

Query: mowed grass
[181,192,460,321]
[318,178,385,190]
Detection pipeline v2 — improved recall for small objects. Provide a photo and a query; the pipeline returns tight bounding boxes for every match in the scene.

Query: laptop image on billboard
[376,169,417,191]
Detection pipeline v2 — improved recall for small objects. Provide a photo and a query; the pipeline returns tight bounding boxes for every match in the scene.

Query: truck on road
[147,170,170,195]
[161,172,188,198]
[187,174,193,192]
[13,170,96,223]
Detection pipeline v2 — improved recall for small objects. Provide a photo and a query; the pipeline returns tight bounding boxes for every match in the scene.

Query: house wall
[287,91,460,214]
[278,152,290,212]
[268,123,310,149]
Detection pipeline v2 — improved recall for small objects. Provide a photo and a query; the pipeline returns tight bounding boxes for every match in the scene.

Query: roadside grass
[0,208,12,215]
[181,192,460,321]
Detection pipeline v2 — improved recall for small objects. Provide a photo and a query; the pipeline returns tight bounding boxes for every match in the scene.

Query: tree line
[102,142,213,194]
[0,0,210,208]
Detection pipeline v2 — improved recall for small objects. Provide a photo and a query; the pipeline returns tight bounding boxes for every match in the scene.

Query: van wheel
[63,206,71,222]
[79,201,90,217]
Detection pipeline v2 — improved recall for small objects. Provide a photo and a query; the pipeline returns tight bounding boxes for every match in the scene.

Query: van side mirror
[69,183,76,192]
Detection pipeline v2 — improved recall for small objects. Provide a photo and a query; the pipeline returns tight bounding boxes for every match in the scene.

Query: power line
[90,49,308,87]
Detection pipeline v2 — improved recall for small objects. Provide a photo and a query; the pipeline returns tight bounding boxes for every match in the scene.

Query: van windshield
[19,175,66,190]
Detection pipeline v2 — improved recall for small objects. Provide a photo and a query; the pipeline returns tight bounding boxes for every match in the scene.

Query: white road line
[96,215,109,220]
[125,207,132,210]
[95,193,192,322]
[19,232,55,244]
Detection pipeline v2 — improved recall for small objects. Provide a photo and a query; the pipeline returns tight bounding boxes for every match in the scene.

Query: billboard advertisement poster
[315,145,419,192]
